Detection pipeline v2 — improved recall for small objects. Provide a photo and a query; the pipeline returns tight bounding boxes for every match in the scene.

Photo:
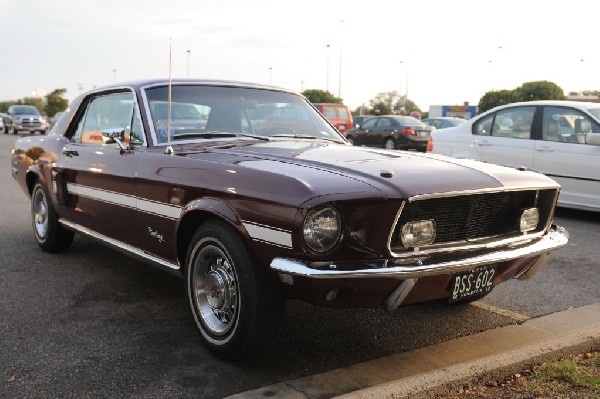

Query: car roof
[490,100,600,112]
[83,79,300,96]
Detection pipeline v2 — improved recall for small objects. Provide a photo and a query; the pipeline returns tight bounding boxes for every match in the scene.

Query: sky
[1,0,599,113]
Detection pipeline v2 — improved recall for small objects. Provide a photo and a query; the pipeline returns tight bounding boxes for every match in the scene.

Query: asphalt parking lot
[1,134,598,398]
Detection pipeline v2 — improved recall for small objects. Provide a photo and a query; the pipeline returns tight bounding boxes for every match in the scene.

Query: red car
[11,79,568,360]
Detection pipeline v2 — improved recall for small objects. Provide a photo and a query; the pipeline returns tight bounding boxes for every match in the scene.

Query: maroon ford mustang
[11,79,568,359]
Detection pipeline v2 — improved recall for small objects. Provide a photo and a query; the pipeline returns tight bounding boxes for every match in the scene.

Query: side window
[377,118,392,128]
[71,92,135,145]
[492,107,535,139]
[338,107,349,119]
[361,118,377,129]
[542,107,597,144]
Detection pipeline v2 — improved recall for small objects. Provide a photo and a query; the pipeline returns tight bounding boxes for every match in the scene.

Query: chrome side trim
[59,219,181,273]
[271,226,568,280]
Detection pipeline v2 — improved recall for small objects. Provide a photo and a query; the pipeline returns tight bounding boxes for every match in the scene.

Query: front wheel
[186,220,285,360]
[31,182,74,252]
[346,135,354,145]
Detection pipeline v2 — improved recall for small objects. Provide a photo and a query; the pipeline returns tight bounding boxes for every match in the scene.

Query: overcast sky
[1,0,598,112]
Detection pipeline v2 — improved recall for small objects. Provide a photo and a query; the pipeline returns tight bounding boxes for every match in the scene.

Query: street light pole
[338,20,345,99]
[326,44,330,92]
[269,66,273,84]
[186,49,191,78]
[112,68,116,83]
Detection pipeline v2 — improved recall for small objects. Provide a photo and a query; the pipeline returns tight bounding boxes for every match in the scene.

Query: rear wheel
[31,182,74,252]
[384,138,396,150]
[186,220,285,360]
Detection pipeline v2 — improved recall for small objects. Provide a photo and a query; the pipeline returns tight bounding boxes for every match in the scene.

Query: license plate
[449,265,496,302]
[418,131,429,137]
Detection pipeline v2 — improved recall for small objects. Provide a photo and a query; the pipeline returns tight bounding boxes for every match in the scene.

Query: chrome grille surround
[388,187,559,258]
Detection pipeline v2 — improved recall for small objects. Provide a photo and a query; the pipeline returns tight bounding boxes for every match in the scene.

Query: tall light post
[338,20,345,99]
[269,66,273,84]
[112,68,117,83]
[186,49,191,78]
[326,44,330,92]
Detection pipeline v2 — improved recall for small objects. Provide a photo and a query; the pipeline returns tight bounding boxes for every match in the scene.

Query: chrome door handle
[535,147,554,152]
[477,141,492,146]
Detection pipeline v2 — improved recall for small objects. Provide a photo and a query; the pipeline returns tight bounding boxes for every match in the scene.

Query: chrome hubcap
[33,189,48,239]
[192,244,238,336]
[384,139,395,149]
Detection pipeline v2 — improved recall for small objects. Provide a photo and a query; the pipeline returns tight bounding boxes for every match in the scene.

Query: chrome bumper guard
[270,226,568,280]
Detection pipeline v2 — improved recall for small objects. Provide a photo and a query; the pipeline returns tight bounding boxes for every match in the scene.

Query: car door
[534,106,600,210]
[373,117,394,146]
[54,90,144,247]
[353,117,377,146]
[471,106,536,168]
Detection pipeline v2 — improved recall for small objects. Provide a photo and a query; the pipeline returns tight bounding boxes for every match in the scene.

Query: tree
[515,81,565,102]
[478,81,565,113]
[365,91,421,116]
[478,90,520,113]
[45,88,69,117]
[19,97,46,114]
[302,89,342,104]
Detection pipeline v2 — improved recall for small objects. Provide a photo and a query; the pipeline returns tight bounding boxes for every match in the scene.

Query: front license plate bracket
[449,264,496,302]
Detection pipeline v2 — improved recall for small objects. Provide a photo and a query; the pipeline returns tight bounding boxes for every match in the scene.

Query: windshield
[144,85,343,144]
[13,106,41,116]
[588,109,600,121]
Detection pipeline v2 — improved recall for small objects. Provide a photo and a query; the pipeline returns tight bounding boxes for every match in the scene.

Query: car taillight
[426,137,433,152]
[401,128,416,135]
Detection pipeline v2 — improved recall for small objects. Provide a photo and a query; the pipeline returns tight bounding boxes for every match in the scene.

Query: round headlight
[303,205,342,253]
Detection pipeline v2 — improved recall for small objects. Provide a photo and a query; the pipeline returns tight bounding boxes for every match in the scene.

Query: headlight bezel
[302,204,342,253]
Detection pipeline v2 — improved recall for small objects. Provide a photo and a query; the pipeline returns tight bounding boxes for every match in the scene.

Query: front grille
[391,189,557,249]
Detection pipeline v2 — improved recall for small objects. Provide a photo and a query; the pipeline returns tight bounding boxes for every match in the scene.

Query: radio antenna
[165,37,175,155]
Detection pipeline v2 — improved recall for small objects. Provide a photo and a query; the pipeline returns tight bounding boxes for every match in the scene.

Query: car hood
[176,140,559,201]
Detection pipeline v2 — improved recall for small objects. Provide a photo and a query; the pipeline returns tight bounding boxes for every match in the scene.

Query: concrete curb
[227,303,600,399]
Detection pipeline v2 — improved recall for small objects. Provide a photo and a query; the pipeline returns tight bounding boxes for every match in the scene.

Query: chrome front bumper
[270,226,568,280]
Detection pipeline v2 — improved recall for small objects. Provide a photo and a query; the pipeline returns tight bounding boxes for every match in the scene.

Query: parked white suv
[7,105,49,134]
[429,100,600,212]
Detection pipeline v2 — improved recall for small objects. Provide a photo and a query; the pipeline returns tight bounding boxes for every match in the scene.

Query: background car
[422,116,466,130]
[313,103,353,134]
[345,115,434,151]
[7,104,49,134]
[429,100,600,211]
[0,112,9,134]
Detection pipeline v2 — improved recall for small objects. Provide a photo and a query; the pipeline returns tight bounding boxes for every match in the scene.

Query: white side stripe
[243,221,292,248]
[66,183,182,220]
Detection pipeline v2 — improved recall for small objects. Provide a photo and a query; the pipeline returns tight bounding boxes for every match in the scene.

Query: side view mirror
[102,128,127,150]
[585,132,600,146]
[575,119,591,133]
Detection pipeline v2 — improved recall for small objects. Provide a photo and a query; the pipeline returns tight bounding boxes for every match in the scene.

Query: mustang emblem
[147,227,165,243]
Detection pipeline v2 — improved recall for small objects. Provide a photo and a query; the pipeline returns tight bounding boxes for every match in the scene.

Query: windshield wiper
[270,134,343,143]
[171,131,270,141]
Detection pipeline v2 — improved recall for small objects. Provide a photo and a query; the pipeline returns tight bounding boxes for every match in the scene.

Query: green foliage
[302,89,342,104]
[0,88,69,116]
[516,81,565,102]
[45,88,69,117]
[478,90,520,113]
[366,91,421,116]
[478,81,565,113]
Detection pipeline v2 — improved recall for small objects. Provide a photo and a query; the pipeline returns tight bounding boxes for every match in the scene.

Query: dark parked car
[422,117,467,130]
[345,115,434,151]
[11,79,568,360]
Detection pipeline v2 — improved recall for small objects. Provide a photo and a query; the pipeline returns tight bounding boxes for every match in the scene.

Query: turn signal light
[426,137,433,152]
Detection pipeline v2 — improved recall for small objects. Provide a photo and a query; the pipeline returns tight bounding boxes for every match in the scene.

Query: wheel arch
[176,198,246,270]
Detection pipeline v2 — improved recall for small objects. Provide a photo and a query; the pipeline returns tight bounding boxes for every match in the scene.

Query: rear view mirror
[575,119,591,133]
[102,128,127,150]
